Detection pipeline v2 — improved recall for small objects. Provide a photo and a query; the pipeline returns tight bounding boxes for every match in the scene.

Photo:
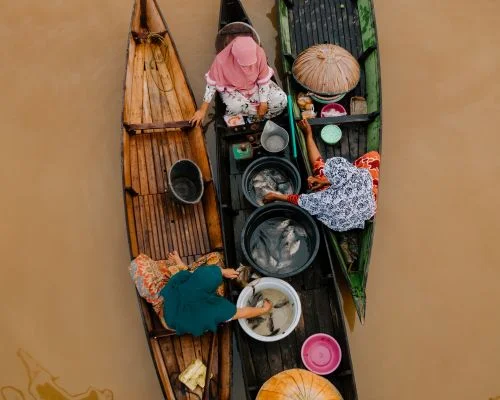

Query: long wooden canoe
[277,0,382,323]
[215,1,357,399]
[121,1,231,398]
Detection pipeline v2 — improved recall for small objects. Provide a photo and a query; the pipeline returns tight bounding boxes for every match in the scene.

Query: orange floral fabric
[354,151,380,201]
[310,151,380,200]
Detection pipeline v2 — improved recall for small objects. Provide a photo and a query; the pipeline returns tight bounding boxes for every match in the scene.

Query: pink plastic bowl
[320,103,347,118]
[301,333,342,375]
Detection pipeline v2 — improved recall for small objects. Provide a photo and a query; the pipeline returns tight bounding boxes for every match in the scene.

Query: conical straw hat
[256,369,344,400]
[292,44,360,96]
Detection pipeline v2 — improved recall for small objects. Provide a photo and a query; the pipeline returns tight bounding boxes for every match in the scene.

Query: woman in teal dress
[160,251,271,337]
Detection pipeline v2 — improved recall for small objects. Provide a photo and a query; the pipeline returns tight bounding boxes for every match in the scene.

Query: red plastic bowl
[301,333,342,375]
[320,103,347,118]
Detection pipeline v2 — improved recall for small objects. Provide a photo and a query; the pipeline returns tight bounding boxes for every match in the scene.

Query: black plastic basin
[241,203,320,278]
[241,156,301,208]
[168,159,204,204]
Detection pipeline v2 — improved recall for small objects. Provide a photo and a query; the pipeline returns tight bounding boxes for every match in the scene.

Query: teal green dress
[160,265,236,337]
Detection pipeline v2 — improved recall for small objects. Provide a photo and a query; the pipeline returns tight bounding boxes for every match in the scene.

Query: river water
[0,0,499,399]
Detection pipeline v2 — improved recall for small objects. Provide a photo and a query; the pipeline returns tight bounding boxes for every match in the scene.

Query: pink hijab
[206,36,273,94]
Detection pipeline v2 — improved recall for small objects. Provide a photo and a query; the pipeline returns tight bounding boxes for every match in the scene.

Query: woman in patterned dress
[190,36,287,127]
[263,119,380,232]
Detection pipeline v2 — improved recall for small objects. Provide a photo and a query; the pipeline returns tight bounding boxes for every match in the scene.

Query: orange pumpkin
[256,369,344,400]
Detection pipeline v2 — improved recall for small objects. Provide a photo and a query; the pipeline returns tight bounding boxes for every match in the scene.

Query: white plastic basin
[236,277,302,342]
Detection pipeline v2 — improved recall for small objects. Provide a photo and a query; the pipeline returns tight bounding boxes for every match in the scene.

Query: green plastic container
[320,125,342,145]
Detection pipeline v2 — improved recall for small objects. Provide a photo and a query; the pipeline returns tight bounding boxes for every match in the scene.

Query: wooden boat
[215,1,357,399]
[277,0,382,323]
[121,1,231,398]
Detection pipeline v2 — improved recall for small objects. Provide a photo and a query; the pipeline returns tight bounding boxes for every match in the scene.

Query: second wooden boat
[215,1,357,399]
[121,1,231,398]
[277,0,383,323]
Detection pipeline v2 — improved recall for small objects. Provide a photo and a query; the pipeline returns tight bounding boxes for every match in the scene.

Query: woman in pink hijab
[190,36,287,126]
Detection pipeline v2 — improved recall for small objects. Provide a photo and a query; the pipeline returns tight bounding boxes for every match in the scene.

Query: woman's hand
[190,109,206,127]
[222,268,239,279]
[262,299,273,313]
[298,118,313,135]
[262,192,287,204]
[257,102,268,119]
[307,176,330,191]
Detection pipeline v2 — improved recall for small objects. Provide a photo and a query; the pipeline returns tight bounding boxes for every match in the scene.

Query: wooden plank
[143,135,158,195]
[180,131,207,255]
[314,288,335,334]
[150,339,177,399]
[124,192,139,257]
[132,196,145,253]
[218,324,232,400]
[128,43,145,124]
[122,128,132,188]
[147,62,187,257]
[160,140,186,257]
[154,194,171,257]
[161,33,197,119]
[136,134,150,195]
[307,112,378,126]
[129,136,141,195]
[125,121,192,131]
[123,37,136,121]
[160,338,184,399]
[149,195,164,258]
[153,45,184,120]
[138,196,153,256]
[170,131,199,257]
[235,330,258,387]
[248,338,272,383]
[265,341,283,376]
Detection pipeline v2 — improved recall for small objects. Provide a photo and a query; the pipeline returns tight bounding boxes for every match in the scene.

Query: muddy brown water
[1,0,499,399]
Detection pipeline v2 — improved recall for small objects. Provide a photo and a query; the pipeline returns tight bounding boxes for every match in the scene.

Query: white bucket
[236,277,302,342]
[261,120,289,153]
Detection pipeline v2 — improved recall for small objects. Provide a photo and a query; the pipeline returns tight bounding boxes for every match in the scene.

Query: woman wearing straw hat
[190,36,287,126]
[263,119,380,232]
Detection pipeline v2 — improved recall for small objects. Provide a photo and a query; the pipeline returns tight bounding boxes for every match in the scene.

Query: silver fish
[294,225,307,237]
[248,292,264,307]
[273,299,290,309]
[248,316,266,330]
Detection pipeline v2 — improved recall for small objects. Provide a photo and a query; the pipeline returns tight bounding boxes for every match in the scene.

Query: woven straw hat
[256,369,343,400]
[292,44,360,96]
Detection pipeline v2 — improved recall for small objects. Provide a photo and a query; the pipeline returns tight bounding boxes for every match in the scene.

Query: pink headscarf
[206,36,273,95]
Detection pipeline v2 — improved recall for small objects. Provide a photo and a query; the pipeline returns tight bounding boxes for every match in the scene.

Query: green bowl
[320,125,342,145]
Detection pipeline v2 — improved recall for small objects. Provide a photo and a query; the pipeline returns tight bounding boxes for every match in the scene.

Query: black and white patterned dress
[298,157,376,232]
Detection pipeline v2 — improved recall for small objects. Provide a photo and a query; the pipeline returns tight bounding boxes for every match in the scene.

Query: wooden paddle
[202,331,217,400]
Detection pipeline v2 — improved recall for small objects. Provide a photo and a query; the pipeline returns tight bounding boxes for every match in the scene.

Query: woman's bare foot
[167,250,186,267]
